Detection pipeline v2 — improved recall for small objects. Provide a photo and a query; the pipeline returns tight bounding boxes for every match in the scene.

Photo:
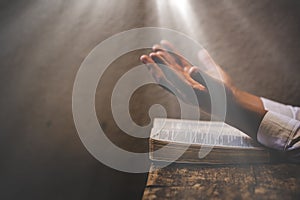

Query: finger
[187,66,200,75]
[152,44,165,52]
[197,49,227,81]
[198,49,218,70]
[157,50,185,71]
[190,66,226,101]
[186,74,206,91]
[189,67,208,88]
[153,43,185,65]
[149,52,173,69]
[160,40,182,65]
[141,55,207,105]
[140,55,165,82]
[152,52,189,76]
[140,55,184,98]
[187,66,207,87]
[150,52,206,91]
[163,67,207,105]
[160,40,177,53]
[140,55,153,69]
[150,52,187,85]
[150,52,183,75]
[152,44,180,67]
[160,40,192,67]
[140,54,149,63]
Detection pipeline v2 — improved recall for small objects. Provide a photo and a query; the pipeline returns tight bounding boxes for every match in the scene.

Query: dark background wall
[0,0,299,199]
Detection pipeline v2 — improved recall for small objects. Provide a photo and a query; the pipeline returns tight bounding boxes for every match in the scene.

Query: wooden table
[142,162,300,200]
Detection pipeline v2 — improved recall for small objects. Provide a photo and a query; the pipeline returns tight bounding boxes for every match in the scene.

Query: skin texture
[140,40,267,140]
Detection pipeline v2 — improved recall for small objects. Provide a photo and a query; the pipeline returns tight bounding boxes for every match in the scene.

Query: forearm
[190,69,267,139]
[225,89,267,140]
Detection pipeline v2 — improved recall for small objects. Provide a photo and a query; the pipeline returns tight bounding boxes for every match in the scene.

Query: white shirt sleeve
[257,97,300,162]
[261,97,300,119]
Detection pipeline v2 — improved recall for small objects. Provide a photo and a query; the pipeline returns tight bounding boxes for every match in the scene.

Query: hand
[140,40,236,114]
[140,40,266,139]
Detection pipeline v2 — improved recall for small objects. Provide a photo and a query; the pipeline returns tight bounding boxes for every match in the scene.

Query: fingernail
[140,55,147,63]
[149,52,157,58]
[152,44,161,51]
[156,51,164,56]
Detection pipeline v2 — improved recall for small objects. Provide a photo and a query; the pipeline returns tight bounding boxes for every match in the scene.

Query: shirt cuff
[261,97,300,119]
[257,111,300,151]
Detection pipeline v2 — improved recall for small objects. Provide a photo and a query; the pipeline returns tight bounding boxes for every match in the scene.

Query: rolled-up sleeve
[257,98,300,162]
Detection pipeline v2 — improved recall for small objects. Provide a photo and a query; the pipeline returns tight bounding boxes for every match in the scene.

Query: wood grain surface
[143,162,300,200]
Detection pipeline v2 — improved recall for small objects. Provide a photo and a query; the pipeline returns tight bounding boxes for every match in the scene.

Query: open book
[149,118,270,164]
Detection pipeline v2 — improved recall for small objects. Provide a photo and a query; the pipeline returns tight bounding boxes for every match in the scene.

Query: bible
[149,118,270,164]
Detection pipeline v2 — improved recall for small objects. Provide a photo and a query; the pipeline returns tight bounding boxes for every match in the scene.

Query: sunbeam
[154,0,205,41]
